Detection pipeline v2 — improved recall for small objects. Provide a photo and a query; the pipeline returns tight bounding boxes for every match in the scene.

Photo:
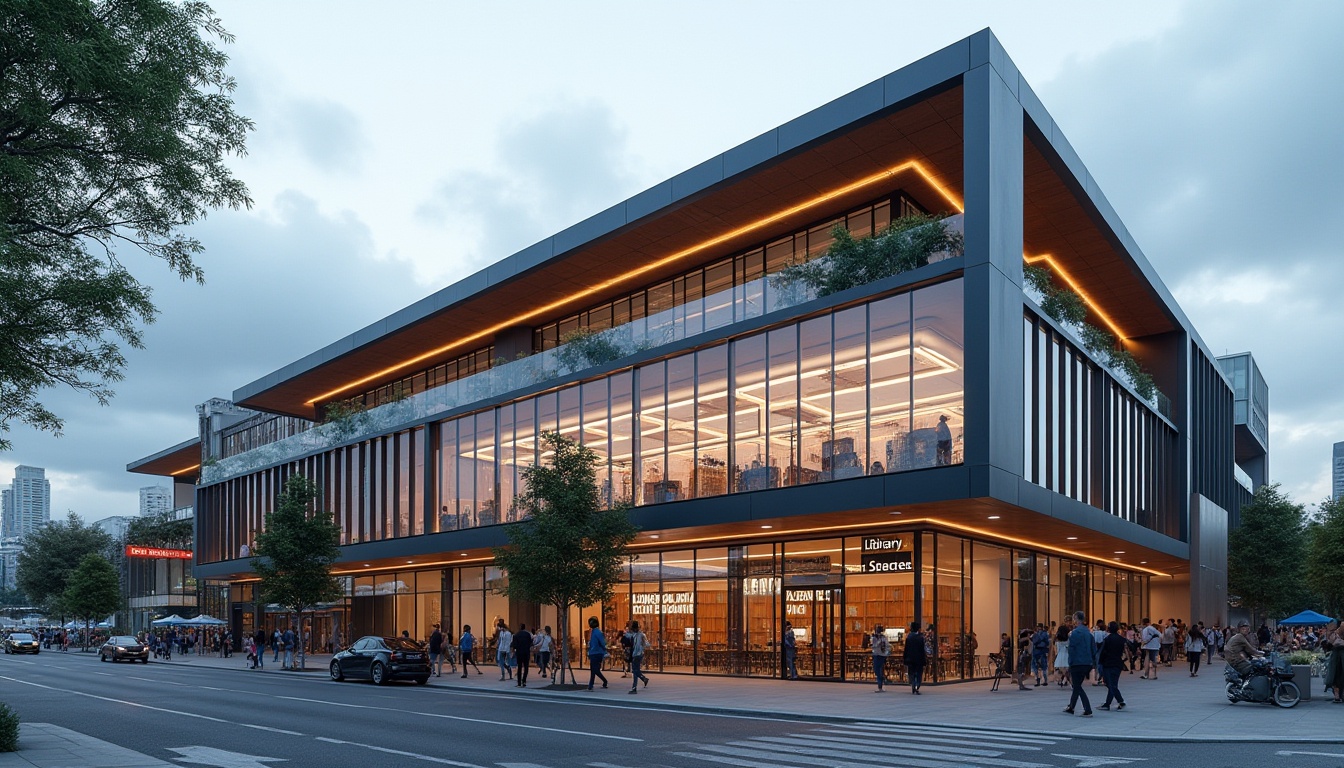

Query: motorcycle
[1225,653,1300,707]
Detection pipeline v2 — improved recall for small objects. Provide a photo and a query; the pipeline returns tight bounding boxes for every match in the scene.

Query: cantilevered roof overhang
[233,29,1201,421]
[127,438,202,482]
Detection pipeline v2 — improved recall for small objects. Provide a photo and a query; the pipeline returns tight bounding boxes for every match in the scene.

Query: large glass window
[638,360,667,504]
[696,346,729,499]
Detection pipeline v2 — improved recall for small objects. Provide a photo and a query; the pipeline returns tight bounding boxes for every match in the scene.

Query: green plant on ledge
[556,327,626,371]
[1024,264,1158,402]
[774,213,964,298]
[0,701,17,752]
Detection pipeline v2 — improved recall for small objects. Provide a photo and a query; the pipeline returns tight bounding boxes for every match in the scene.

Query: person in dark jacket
[1097,621,1127,710]
[511,624,534,687]
[1065,611,1097,716]
[903,621,927,694]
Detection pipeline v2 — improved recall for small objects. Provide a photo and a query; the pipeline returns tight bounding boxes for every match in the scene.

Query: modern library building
[168,30,1242,683]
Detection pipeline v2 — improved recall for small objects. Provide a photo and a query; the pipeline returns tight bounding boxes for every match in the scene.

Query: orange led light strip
[306,161,964,406]
[1024,253,1128,341]
[169,463,200,477]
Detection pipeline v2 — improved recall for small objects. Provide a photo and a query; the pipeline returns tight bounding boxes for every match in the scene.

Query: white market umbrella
[184,615,227,626]
[152,614,188,626]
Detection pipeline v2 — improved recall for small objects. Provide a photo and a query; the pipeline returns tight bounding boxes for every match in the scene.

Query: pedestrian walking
[534,626,553,679]
[870,624,890,692]
[903,621,926,694]
[1097,621,1127,711]
[459,625,483,677]
[585,617,609,691]
[1053,623,1070,686]
[511,623,533,687]
[1185,620,1206,676]
[1064,610,1096,717]
[496,622,514,680]
[428,623,445,677]
[1030,623,1051,686]
[1013,629,1033,691]
[626,621,650,694]
[271,629,281,663]
[1160,620,1176,666]
[282,627,296,670]
[782,621,799,680]
[1140,618,1161,679]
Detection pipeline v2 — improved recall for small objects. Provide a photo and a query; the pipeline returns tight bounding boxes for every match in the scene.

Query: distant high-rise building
[1,488,11,539]
[4,466,51,540]
[93,515,134,541]
[1333,441,1344,501]
[0,537,21,591]
[139,485,173,518]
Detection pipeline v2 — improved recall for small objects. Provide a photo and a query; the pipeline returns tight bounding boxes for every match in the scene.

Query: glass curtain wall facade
[275,533,1145,684]
[198,278,965,564]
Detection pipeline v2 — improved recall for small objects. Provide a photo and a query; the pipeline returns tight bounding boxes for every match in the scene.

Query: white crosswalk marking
[815,728,1046,751]
[675,723,1072,768]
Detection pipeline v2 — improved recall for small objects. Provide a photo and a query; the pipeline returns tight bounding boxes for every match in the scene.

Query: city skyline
[0,0,1340,521]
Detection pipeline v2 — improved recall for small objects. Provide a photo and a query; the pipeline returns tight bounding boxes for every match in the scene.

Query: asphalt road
[2,652,1342,768]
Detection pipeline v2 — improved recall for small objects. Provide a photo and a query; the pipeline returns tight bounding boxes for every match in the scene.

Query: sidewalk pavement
[162,650,1341,742]
[0,724,171,767]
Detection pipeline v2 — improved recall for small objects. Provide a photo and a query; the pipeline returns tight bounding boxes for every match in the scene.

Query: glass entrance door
[786,584,842,678]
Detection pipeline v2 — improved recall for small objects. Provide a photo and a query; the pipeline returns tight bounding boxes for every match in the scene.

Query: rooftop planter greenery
[774,213,964,297]
[1024,263,1159,403]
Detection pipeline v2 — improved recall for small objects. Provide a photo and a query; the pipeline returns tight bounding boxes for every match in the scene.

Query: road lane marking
[736,737,1051,768]
[315,737,486,767]
[842,721,1065,744]
[0,676,306,736]
[280,694,640,741]
[166,745,287,767]
[1051,757,1148,767]
[1274,753,1344,759]
[816,729,1044,751]
[415,686,840,724]
[690,743,978,768]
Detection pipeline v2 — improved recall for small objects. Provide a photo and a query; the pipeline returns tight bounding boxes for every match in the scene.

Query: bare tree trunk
[297,609,305,671]
[558,604,569,685]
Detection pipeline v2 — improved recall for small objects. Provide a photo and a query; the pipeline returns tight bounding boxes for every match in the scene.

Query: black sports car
[330,636,430,685]
[99,635,149,663]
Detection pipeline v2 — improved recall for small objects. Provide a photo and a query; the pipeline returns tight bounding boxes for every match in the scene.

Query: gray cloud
[1,191,421,519]
[417,100,638,268]
[1037,0,1344,503]
[280,99,369,174]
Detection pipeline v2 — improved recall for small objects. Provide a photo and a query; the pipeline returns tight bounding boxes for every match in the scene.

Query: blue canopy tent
[1279,610,1335,626]
[151,614,189,626]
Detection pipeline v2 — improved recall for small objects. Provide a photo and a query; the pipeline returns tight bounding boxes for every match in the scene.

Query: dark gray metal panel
[485,254,520,285]
[670,155,725,201]
[625,180,674,223]
[723,130,780,179]
[961,64,1024,477]
[884,37,972,107]
[883,466,970,505]
[778,80,885,154]
[513,238,556,274]
[554,201,628,257]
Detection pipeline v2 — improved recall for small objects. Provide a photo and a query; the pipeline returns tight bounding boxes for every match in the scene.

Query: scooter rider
[1224,620,1263,678]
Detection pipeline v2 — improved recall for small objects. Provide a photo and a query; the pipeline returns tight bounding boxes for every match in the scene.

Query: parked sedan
[330,636,430,685]
[4,632,39,654]
[99,635,149,663]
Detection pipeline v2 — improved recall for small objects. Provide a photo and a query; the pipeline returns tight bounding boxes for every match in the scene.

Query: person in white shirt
[533,626,554,679]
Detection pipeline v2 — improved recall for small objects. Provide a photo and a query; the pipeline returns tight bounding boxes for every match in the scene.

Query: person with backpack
[1030,623,1051,686]
[870,624,891,692]
[1140,618,1162,679]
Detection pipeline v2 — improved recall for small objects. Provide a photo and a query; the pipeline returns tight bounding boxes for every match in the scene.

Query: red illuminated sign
[125,545,193,560]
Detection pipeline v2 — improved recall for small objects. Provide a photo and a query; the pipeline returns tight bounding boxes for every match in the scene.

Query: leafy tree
[0,0,253,450]
[775,214,964,298]
[492,431,638,685]
[15,512,111,615]
[0,586,28,607]
[1306,496,1344,618]
[1228,484,1312,624]
[61,552,121,649]
[125,509,192,549]
[251,476,342,670]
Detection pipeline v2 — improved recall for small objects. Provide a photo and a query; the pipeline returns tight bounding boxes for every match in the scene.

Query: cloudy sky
[3,1,1340,525]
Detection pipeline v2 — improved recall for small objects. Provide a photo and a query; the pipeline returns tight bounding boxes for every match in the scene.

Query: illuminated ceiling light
[307,161,962,406]
[1140,561,1148,564]
[363,564,370,567]
[1066,536,1078,541]
[987,515,1001,520]
[760,525,773,529]
[169,464,200,476]
[406,560,414,564]
[1113,551,1125,554]
[649,534,660,539]
[1024,253,1128,341]
[460,553,469,557]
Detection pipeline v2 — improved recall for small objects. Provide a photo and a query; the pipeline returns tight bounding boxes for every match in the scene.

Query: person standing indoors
[496,622,514,681]
[626,620,650,694]
[511,623,533,687]
[1064,610,1096,717]
[870,625,891,692]
[428,623,445,677]
[1139,618,1162,679]
[1097,621,1127,711]
[782,621,799,680]
[1185,621,1206,676]
[534,626,554,680]
[903,621,927,694]
[586,617,609,691]
[459,625,483,677]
